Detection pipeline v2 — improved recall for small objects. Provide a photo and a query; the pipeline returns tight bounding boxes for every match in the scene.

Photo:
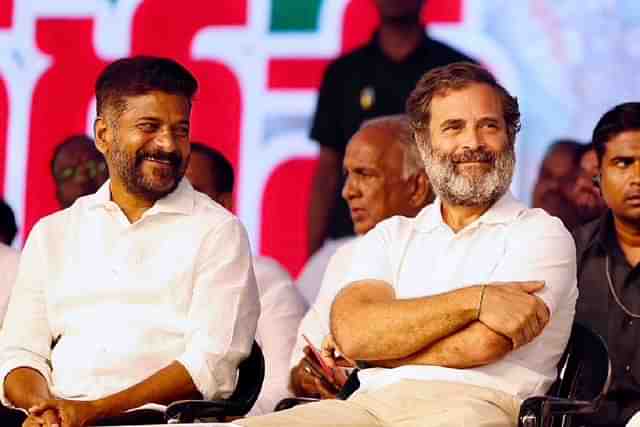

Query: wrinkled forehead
[429,84,504,126]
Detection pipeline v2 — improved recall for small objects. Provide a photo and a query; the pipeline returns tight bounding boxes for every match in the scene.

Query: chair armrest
[518,396,602,427]
[165,398,249,423]
[274,397,320,412]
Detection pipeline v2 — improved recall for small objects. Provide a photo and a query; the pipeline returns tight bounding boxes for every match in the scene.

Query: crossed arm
[330,279,550,369]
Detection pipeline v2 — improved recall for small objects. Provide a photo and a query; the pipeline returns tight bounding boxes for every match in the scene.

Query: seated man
[237,62,577,427]
[0,56,259,427]
[289,114,434,399]
[186,142,306,415]
[51,134,108,209]
[573,102,640,427]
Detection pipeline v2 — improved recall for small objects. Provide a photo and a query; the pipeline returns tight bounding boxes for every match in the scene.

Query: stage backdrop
[1,0,639,276]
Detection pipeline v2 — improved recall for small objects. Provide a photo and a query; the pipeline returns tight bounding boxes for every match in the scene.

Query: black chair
[164,340,265,423]
[518,322,612,427]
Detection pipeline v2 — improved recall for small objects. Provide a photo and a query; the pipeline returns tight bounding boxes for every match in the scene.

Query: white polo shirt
[344,193,577,400]
[0,179,260,405]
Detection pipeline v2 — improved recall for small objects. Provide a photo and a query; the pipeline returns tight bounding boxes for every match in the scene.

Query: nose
[155,128,178,152]
[461,128,483,151]
[342,174,360,201]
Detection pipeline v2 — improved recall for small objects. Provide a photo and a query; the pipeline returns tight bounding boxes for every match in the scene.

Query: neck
[109,180,155,223]
[378,20,423,62]
[441,200,492,233]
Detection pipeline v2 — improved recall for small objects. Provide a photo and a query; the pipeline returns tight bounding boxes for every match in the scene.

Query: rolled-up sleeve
[0,221,54,407]
[177,218,260,400]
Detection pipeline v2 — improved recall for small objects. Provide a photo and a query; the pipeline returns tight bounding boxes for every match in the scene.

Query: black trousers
[0,403,164,426]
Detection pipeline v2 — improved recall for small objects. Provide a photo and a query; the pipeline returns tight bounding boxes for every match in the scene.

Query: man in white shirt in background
[186,142,307,415]
[289,115,434,399]
[0,56,259,427]
[237,62,577,427]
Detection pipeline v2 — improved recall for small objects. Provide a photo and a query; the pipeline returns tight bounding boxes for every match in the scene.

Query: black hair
[592,102,640,163]
[95,56,198,118]
[190,143,234,193]
[50,134,101,177]
[0,198,17,245]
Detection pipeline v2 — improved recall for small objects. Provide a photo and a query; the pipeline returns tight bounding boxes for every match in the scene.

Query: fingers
[42,410,61,427]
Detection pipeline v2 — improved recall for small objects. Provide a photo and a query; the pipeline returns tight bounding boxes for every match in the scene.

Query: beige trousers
[236,380,521,427]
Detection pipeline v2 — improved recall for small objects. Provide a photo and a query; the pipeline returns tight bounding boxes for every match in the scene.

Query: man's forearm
[370,321,512,369]
[308,148,341,255]
[92,361,200,419]
[330,281,482,361]
[5,367,53,411]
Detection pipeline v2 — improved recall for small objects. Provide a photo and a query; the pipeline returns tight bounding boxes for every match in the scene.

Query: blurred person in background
[51,135,108,209]
[0,199,19,326]
[292,115,433,399]
[307,0,474,256]
[532,139,585,230]
[186,142,306,415]
[572,144,607,226]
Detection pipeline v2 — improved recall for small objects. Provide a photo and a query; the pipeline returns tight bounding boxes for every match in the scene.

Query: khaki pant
[237,380,521,427]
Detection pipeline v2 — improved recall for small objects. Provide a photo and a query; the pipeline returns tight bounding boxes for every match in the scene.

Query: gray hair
[359,115,423,179]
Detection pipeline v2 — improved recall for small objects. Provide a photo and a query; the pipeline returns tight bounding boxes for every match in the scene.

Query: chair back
[227,340,266,413]
[550,322,611,402]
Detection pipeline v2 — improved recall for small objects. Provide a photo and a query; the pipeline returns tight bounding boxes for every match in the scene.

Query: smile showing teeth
[145,157,171,165]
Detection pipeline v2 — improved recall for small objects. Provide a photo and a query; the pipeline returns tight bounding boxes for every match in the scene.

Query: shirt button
[626,365,631,372]
[630,320,634,327]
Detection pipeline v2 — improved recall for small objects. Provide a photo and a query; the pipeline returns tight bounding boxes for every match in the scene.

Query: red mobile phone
[302,334,335,381]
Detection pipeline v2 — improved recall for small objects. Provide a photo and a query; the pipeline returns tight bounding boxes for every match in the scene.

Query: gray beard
[422,144,515,207]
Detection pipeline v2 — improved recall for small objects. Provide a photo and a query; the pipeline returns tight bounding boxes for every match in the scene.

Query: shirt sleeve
[176,218,260,400]
[491,213,577,317]
[309,61,345,152]
[250,258,306,415]
[342,224,394,287]
[0,221,54,408]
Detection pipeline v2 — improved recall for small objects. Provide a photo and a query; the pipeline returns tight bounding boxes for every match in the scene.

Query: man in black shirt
[307,0,474,255]
[574,102,640,426]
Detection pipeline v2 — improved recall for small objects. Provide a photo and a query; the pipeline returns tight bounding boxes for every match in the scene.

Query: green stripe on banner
[270,0,322,32]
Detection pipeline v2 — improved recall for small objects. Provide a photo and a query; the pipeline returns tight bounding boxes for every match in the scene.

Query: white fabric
[628,411,640,427]
[344,193,577,400]
[295,237,355,306]
[250,256,306,415]
[0,179,260,406]
[290,239,358,368]
[0,243,19,326]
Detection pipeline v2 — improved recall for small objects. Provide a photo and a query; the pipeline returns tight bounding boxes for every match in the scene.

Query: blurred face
[186,151,219,200]
[571,148,606,222]
[533,147,577,222]
[419,83,514,207]
[600,131,640,224]
[97,91,191,202]
[374,0,424,21]
[53,142,108,208]
[342,127,416,235]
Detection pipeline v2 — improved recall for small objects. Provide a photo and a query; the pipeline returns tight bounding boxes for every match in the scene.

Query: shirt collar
[86,178,195,216]
[414,192,525,233]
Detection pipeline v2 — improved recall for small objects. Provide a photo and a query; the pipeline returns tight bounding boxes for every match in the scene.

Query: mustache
[135,150,182,167]
[450,149,496,164]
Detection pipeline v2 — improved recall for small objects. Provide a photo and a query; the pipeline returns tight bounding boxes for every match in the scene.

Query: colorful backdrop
[1,0,639,276]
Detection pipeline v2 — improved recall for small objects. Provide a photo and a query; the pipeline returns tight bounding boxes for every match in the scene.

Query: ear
[94,116,110,155]
[410,172,433,209]
[216,192,234,211]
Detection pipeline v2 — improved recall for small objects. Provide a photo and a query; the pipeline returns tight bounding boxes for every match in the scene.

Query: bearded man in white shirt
[0,56,259,427]
[237,62,577,427]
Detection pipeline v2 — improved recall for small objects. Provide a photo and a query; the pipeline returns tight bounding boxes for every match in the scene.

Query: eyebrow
[439,119,465,130]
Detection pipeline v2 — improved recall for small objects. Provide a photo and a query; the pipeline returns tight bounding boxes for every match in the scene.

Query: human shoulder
[507,206,575,256]
[322,44,374,79]
[190,190,240,231]
[424,35,476,63]
[571,216,604,256]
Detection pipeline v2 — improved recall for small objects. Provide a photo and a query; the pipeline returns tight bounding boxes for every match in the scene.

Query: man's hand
[29,399,100,427]
[290,352,339,399]
[478,281,550,348]
[319,335,353,387]
[22,409,61,427]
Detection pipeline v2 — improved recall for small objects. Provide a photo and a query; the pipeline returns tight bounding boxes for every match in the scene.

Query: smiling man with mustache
[573,102,640,427]
[236,62,577,427]
[0,56,259,427]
